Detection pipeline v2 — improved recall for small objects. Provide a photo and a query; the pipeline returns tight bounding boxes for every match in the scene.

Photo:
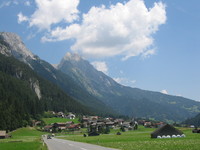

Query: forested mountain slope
[0,32,116,117]
[0,53,92,131]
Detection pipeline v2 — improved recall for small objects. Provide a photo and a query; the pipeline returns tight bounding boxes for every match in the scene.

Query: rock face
[29,79,41,100]
[0,32,41,99]
[0,32,36,62]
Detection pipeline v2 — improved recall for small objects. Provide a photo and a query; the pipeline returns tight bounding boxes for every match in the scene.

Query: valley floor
[1,126,200,150]
[59,126,200,150]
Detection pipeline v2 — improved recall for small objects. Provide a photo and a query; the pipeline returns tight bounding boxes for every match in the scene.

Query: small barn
[151,124,183,138]
[0,131,7,139]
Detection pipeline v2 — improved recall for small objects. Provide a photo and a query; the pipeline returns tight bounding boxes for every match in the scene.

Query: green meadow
[43,117,79,124]
[60,126,200,150]
[1,124,200,150]
[0,127,47,150]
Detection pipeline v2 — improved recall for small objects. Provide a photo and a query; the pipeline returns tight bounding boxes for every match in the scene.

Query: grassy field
[0,127,47,150]
[43,117,79,124]
[59,126,200,150]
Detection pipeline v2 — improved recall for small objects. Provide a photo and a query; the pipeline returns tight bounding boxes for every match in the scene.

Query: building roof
[44,125,53,129]
[151,124,183,138]
[54,122,66,126]
[67,124,80,129]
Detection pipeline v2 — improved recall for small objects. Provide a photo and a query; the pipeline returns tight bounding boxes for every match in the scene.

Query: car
[47,135,51,139]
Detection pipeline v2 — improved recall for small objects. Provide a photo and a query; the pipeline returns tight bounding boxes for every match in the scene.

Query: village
[1,111,199,140]
[41,111,173,136]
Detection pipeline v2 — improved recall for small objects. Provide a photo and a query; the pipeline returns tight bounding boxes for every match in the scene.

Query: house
[0,131,8,139]
[66,113,76,119]
[122,122,131,128]
[44,125,53,132]
[144,122,152,128]
[151,124,184,138]
[106,122,115,128]
[114,119,124,126]
[96,122,105,128]
[90,116,99,121]
[66,121,74,127]
[32,120,41,126]
[53,122,66,127]
[154,122,164,128]
[138,120,146,125]
[67,124,80,131]
[57,112,65,118]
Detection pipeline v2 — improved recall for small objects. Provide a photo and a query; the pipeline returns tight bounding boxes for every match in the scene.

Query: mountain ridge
[57,51,200,122]
[0,32,117,117]
[1,32,200,122]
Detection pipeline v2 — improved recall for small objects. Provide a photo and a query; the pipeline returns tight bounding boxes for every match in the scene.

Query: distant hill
[58,53,200,122]
[183,113,200,127]
[0,52,92,131]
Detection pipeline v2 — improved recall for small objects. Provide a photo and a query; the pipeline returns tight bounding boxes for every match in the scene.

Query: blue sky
[0,0,200,101]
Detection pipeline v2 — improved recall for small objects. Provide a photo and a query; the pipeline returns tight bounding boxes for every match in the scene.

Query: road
[43,136,119,150]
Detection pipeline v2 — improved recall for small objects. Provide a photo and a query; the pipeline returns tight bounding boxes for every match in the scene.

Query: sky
[0,0,200,101]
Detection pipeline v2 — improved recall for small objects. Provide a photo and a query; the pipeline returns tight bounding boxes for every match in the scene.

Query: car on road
[47,135,51,139]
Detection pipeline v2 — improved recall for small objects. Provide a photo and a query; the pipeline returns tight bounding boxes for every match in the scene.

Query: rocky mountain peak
[63,52,82,62]
[58,52,85,69]
[0,32,36,61]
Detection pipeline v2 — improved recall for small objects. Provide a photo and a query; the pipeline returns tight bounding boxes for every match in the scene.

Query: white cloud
[0,1,11,8]
[27,0,80,30]
[17,12,29,24]
[41,24,81,42]
[114,77,136,87]
[91,61,108,74]
[142,49,156,58]
[43,0,166,60]
[0,0,18,8]
[161,89,168,95]
[25,1,31,6]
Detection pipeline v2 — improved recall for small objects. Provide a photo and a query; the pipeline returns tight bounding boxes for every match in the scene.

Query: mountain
[0,32,116,116]
[0,52,93,131]
[58,53,200,122]
[1,32,200,122]
[183,113,200,127]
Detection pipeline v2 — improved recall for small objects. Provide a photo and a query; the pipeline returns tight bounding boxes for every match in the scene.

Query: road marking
[80,148,88,150]
[69,144,74,146]
[62,142,66,144]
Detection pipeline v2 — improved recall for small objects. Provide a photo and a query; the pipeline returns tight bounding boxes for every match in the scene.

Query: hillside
[0,53,92,131]
[0,32,116,117]
[58,53,200,122]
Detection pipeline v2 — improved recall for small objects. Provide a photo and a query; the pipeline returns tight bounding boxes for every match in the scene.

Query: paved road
[43,136,119,150]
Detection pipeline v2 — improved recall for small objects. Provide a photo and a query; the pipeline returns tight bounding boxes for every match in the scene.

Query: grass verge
[0,127,47,150]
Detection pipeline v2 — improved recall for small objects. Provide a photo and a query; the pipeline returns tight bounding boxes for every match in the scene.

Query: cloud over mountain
[43,0,166,60]
[91,61,108,74]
